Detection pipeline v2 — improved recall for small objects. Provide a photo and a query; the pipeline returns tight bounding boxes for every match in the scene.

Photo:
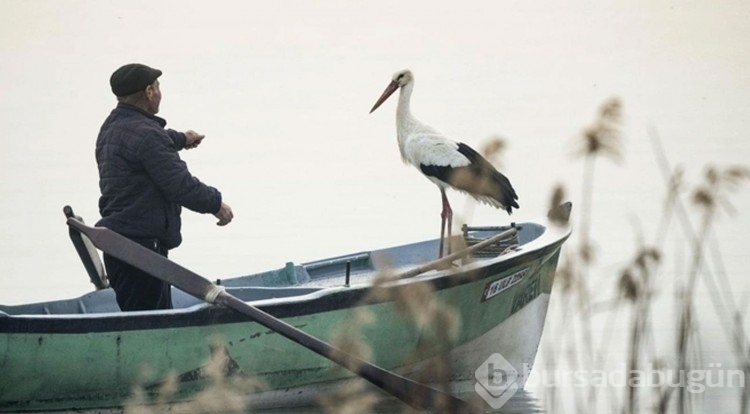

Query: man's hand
[184,130,205,150]
[214,202,234,226]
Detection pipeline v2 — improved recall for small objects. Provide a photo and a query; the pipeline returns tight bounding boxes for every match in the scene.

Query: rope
[205,285,226,304]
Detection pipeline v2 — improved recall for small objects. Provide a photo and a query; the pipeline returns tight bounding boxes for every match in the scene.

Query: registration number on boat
[480,268,529,302]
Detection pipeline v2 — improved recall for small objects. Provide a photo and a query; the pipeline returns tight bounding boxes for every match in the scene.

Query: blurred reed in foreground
[541,99,750,414]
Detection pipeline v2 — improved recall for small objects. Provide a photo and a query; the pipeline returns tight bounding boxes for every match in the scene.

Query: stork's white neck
[396,81,414,120]
[395,81,433,163]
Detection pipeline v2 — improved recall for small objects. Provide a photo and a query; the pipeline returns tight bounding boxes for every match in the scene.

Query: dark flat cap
[110,63,162,97]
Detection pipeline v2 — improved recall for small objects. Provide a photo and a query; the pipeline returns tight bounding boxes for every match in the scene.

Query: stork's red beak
[369,80,400,113]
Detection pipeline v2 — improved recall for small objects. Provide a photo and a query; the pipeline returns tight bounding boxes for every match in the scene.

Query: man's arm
[165,129,186,150]
[165,129,204,150]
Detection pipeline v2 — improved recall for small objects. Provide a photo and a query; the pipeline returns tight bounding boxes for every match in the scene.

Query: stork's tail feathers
[466,170,519,215]
[450,143,519,215]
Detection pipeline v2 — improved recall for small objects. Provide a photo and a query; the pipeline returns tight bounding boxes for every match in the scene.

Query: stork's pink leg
[439,189,453,258]
[439,215,446,258]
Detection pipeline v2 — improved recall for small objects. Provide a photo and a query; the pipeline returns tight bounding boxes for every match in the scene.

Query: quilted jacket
[95,103,222,249]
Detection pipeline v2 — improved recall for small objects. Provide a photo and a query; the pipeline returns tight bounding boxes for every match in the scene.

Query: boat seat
[63,206,109,290]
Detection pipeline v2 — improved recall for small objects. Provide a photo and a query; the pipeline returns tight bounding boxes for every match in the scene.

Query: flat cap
[110,63,162,97]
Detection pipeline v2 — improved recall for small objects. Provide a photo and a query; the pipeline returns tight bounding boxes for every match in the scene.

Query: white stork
[369,69,519,258]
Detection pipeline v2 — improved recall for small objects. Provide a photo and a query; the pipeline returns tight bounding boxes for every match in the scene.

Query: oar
[394,227,518,280]
[66,218,482,413]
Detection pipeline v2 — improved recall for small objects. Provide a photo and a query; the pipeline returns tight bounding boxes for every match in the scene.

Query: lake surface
[2,1,749,412]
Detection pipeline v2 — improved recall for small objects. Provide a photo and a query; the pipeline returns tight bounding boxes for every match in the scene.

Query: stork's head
[391,69,413,87]
[369,69,413,113]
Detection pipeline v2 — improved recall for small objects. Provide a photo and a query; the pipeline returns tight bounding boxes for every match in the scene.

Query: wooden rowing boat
[0,204,571,412]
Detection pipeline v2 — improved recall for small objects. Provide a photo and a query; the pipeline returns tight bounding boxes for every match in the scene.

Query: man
[96,63,234,311]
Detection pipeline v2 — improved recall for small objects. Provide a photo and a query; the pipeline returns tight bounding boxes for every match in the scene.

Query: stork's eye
[397,73,405,81]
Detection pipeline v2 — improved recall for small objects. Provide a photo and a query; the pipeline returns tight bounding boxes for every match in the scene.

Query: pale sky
[1,0,749,304]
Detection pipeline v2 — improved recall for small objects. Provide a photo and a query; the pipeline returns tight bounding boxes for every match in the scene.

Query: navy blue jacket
[96,103,222,249]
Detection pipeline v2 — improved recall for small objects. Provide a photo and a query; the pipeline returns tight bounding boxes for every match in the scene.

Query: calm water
[2,1,750,412]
